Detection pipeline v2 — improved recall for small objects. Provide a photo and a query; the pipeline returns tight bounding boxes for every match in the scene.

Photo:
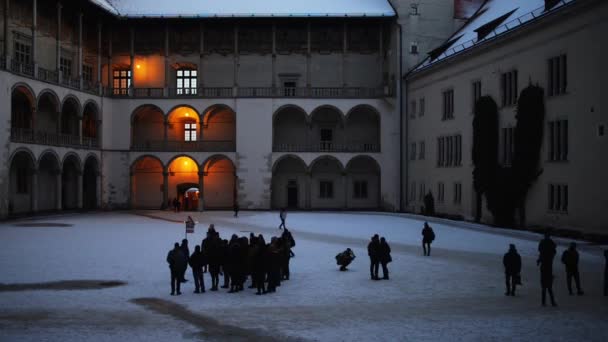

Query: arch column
[55,169,62,210]
[95,171,101,208]
[162,171,169,208]
[198,171,205,211]
[129,172,135,208]
[342,172,347,209]
[305,171,312,209]
[31,169,38,213]
[77,171,83,209]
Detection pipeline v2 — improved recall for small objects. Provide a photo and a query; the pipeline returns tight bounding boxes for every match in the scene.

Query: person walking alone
[503,244,522,296]
[167,242,187,296]
[538,231,557,307]
[561,242,584,296]
[278,208,287,230]
[421,222,435,256]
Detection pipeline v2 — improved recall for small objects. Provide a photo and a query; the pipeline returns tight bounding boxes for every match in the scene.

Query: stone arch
[345,155,381,209]
[62,153,82,209]
[131,104,165,149]
[83,154,100,209]
[166,105,201,143]
[37,150,62,211]
[345,105,381,152]
[310,155,345,209]
[167,155,201,211]
[273,105,309,152]
[8,148,36,214]
[271,154,308,209]
[61,96,81,136]
[202,154,236,209]
[82,100,100,140]
[11,83,36,130]
[37,89,61,135]
[201,104,236,151]
[310,105,345,152]
[131,155,165,209]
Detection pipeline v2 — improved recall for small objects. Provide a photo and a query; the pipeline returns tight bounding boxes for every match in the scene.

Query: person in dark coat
[538,231,557,306]
[561,242,584,295]
[604,250,608,296]
[206,232,221,291]
[167,242,187,295]
[421,222,435,256]
[233,202,239,218]
[336,248,356,271]
[221,239,231,289]
[503,244,522,296]
[253,234,267,295]
[379,237,392,280]
[368,234,380,280]
[180,239,190,282]
[281,228,296,280]
[278,208,287,230]
[172,197,179,212]
[189,245,206,293]
[227,235,241,293]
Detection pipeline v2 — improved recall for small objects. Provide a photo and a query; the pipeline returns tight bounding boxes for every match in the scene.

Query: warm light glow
[184,161,189,166]
[136,64,141,69]
[185,112,189,117]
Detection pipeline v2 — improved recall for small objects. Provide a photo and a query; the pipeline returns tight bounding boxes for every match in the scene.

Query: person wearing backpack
[421,222,435,256]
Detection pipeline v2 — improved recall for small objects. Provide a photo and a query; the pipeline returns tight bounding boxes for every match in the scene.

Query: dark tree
[472,96,499,222]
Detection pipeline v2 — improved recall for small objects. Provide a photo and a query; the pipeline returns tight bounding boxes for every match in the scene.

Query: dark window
[548,55,567,96]
[548,184,568,212]
[548,120,568,161]
[437,182,445,203]
[353,181,368,199]
[82,64,93,82]
[113,69,131,95]
[502,127,515,166]
[410,182,416,202]
[419,141,425,160]
[472,81,482,109]
[320,129,333,151]
[419,183,425,201]
[437,135,461,167]
[419,98,425,117]
[60,57,72,79]
[410,143,417,161]
[177,69,198,95]
[442,89,454,120]
[13,33,32,65]
[410,100,417,118]
[284,81,296,97]
[501,70,518,106]
[453,183,462,204]
[320,181,334,199]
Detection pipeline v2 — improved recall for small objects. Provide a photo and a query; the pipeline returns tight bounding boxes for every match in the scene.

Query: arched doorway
[345,105,380,152]
[310,106,344,152]
[131,105,164,150]
[202,155,236,209]
[131,156,164,209]
[37,91,60,135]
[345,155,381,209]
[271,155,308,209]
[11,85,35,131]
[201,105,236,151]
[272,105,308,152]
[38,152,61,211]
[167,156,200,211]
[82,101,100,145]
[8,150,36,214]
[61,97,80,137]
[83,156,100,209]
[310,156,345,209]
[166,106,201,151]
[62,154,81,209]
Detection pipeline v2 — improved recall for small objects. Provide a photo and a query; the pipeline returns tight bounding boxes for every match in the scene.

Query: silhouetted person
[233,202,239,217]
[561,242,584,295]
[167,242,187,295]
[189,245,206,293]
[336,248,356,271]
[503,244,522,296]
[422,222,435,256]
[278,208,287,229]
[538,232,557,306]
[267,237,282,293]
[423,191,435,216]
[368,234,380,280]
[180,239,190,282]
[221,239,230,289]
[252,235,267,295]
[604,250,608,296]
[379,237,392,280]
[206,232,221,291]
[281,228,296,280]
[172,197,179,212]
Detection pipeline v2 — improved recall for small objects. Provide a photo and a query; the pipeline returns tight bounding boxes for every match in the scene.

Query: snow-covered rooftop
[90,0,396,18]
[410,0,576,75]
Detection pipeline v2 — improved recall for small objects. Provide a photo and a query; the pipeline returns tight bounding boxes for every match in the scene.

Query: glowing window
[184,122,197,141]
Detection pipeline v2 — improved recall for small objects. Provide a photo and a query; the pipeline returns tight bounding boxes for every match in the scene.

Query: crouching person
[190,245,206,293]
[336,248,356,271]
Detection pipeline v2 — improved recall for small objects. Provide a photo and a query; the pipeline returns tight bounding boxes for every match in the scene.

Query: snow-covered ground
[0,211,606,341]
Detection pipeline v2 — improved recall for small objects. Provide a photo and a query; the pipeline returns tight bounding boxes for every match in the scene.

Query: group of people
[503,231,608,306]
[166,224,296,296]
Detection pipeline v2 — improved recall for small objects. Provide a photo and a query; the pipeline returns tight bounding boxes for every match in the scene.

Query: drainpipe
[397,22,405,212]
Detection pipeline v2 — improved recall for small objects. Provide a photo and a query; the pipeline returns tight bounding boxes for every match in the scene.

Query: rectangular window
[320,181,334,199]
[353,181,368,199]
[501,70,518,106]
[419,183,425,201]
[16,168,28,194]
[502,127,515,166]
[548,55,567,96]
[113,69,131,95]
[453,182,462,204]
[410,100,417,119]
[419,141,425,160]
[437,137,444,167]
[82,64,93,82]
[419,98,425,117]
[472,80,482,109]
[13,33,32,65]
[442,89,454,120]
[548,120,568,161]
[184,123,197,142]
[455,134,462,166]
[176,69,198,95]
[437,182,445,203]
[410,181,416,202]
[283,81,296,97]
[410,143,417,161]
[60,57,72,79]
[437,135,461,167]
[548,183,568,213]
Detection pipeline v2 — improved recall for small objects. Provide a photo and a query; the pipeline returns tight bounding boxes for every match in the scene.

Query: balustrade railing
[38,67,58,83]
[10,128,99,149]
[133,87,164,98]
[131,140,236,152]
[0,55,6,70]
[273,142,380,153]
[10,60,34,77]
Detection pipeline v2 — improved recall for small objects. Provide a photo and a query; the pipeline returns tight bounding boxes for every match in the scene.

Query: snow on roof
[410,0,576,75]
[94,0,395,18]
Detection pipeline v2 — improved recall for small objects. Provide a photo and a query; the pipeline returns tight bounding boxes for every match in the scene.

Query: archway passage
[8,151,35,214]
[37,91,60,135]
[83,156,100,209]
[310,156,344,209]
[273,106,308,152]
[166,106,201,151]
[11,85,35,130]
[61,98,80,136]
[62,155,81,210]
[82,102,99,142]
[345,156,381,209]
[346,105,380,152]
[132,105,165,150]
[202,156,235,209]
[131,156,164,209]
[202,105,236,151]
[271,155,308,209]
[167,156,199,211]
[38,152,61,212]
[311,106,343,152]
